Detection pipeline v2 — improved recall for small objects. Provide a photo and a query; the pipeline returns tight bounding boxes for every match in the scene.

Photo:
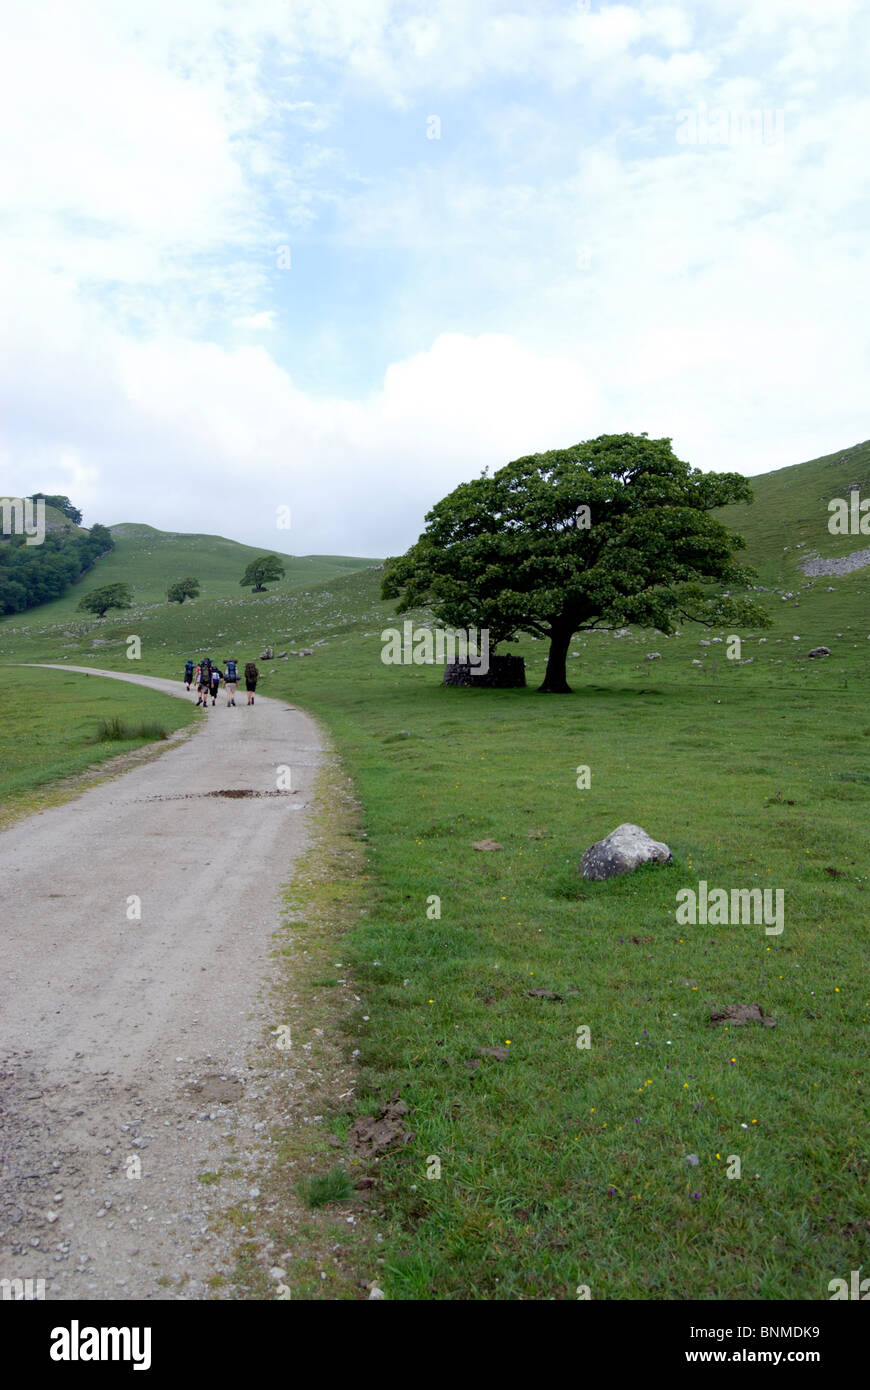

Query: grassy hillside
[7,520,378,624]
[0,564,390,671]
[1,443,868,1299]
[716,437,870,587]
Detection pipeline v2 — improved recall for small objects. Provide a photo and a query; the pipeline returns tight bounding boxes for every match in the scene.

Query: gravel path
[0,666,325,1299]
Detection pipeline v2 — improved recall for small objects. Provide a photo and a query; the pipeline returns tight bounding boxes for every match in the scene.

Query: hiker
[196,658,212,708]
[244,660,259,705]
[210,664,222,706]
[224,657,239,706]
[184,659,194,690]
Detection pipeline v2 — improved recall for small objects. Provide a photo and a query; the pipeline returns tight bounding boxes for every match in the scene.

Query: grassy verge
[0,666,197,828]
[220,756,397,1300]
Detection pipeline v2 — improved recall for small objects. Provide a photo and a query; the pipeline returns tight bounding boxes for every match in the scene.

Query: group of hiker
[183,656,259,707]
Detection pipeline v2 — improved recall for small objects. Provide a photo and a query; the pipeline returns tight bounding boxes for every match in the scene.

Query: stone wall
[442,655,526,688]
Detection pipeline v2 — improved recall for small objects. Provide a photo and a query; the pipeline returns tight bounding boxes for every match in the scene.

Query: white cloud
[2,0,869,561]
[235,311,277,330]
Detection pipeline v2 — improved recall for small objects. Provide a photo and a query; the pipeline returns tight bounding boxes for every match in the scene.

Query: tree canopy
[77,583,133,619]
[240,555,285,592]
[167,576,200,604]
[382,432,771,692]
[0,515,115,615]
[28,493,83,525]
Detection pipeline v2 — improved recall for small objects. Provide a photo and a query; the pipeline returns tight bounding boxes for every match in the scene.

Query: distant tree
[0,576,28,614]
[29,493,83,525]
[240,555,285,592]
[383,432,772,693]
[77,583,133,619]
[87,523,113,552]
[167,576,201,604]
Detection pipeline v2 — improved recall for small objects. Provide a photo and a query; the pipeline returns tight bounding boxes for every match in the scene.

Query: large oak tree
[382,433,770,692]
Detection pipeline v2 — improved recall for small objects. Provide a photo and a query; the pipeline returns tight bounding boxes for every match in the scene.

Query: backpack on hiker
[225,659,238,682]
[184,660,194,678]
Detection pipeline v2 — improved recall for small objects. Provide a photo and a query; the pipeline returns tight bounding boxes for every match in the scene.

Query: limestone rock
[579,823,672,881]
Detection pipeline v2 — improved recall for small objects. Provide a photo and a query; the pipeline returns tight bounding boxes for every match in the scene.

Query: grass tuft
[299,1167,355,1209]
[96,715,168,741]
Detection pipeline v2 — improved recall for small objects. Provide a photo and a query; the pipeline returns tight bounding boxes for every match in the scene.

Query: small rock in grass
[579,823,672,881]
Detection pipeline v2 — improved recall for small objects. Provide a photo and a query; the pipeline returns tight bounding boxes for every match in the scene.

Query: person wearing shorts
[210,666,222,706]
[196,660,212,708]
[245,661,259,705]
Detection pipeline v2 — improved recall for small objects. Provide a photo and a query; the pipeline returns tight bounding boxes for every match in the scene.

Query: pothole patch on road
[185,1076,244,1104]
[146,790,299,801]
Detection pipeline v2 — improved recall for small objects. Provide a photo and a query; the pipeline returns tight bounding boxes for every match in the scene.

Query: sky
[1,0,868,557]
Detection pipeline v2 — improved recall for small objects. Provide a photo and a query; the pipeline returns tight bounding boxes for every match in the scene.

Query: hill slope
[2,438,868,675]
[2,521,379,624]
[716,437,870,587]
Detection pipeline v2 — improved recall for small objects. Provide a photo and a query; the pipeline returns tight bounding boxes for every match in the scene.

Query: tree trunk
[539,626,573,693]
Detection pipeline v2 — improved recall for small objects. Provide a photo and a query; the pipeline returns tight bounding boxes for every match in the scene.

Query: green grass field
[1,442,868,1299]
[0,666,197,827]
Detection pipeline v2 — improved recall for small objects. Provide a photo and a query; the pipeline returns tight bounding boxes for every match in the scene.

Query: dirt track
[0,666,325,1299]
